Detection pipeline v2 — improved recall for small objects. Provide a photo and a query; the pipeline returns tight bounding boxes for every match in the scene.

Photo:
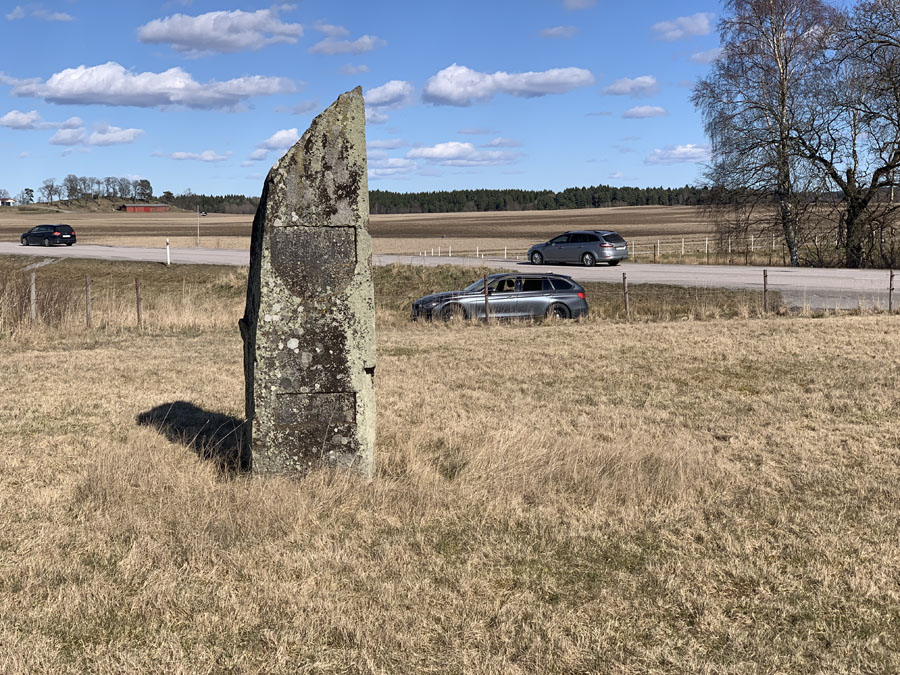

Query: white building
[0,198,16,207]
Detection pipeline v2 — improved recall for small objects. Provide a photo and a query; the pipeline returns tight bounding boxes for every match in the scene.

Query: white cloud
[33,8,72,22]
[0,110,83,130]
[309,35,386,55]
[247,148,269,160]
[368,138,407,149]
[313,20,348,37]
[365,109,388,124]
[259,128,299,150]
[49,128,86,145]
[276,100,319,114]
[368,157,416,178]
[0,109,42,129]
[365,80,414,109]
[645,144,710,164]
[608,171,625,179]
[623,105,668,118]
[153,149,231,162]
[541,26,578,38]
[603,75,659,97]
[88,125,144,146]
[137,8,303,55]
[652,13,714,41]
[18,151,28,158]
[11,62,295,110]
[563,0,596,8]
[7,5,72,21]
[691,47,723,64]
[339,64,370,75]
[406,141,518,166]
[483,137,521,147]
[423,63,595,106]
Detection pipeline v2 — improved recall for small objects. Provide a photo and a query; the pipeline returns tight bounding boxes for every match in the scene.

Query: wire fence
[404,233,900,267]
[3,265,896,335]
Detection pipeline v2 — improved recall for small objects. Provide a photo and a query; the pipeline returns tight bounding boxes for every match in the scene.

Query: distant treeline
[164,191,260,215]
[369,184,710,214]
[162,184,710,215]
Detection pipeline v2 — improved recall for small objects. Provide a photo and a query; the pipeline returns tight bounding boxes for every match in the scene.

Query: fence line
[3,268,897,332]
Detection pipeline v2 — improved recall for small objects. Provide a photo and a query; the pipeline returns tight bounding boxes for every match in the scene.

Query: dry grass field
[0,205,713,257]
[1,256,899,672]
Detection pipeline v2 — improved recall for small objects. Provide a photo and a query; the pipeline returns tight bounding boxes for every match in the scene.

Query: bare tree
[790,0,900,267]
[40,178,57,204]
[693,0,834,266]
[104,176,118,198]
[117,177,132,200]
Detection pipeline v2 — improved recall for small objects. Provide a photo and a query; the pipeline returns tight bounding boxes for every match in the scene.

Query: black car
[412,272,589,321]
[21,224,77,246]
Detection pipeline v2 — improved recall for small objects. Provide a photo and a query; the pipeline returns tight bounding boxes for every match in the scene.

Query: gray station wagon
[528,230,628,266]
[412,272,588,321]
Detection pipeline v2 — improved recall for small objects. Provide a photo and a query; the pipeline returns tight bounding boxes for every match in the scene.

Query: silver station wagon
[411,272,588,321]
[528,230,628,266]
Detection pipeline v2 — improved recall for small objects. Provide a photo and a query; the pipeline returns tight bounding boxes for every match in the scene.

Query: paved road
[1,242,894,309]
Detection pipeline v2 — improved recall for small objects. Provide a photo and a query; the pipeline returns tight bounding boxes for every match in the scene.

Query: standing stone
[240,87,375,477]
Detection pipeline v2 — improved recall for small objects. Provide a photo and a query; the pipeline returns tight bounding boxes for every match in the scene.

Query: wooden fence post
[85,276,92,328]
[706,237,709,265]
[135,277,143,329]
[483,274,490,322]
[623,272,630,319]
[763,269,769,314]
[890,269,895,313]
[30,272,36,322]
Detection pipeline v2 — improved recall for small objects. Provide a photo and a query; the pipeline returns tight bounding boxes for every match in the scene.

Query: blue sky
[0,0,723,199]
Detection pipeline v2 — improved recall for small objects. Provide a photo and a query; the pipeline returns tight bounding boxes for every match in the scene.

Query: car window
[494,277,516,293]
[569,233,586,243]
[57,225,73,233]
[550,278,574,290]
[521,278,543,292]
[583,234,599,242]
[603,233,626,244]
[549,234,569,245]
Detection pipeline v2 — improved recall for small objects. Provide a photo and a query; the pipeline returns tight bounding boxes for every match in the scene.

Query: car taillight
[577,292,586,299]
[598,243,614,248]
[52,231,61,236]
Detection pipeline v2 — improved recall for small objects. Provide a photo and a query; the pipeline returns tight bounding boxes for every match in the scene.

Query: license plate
[62,235,71,238]
[616,246,625,250]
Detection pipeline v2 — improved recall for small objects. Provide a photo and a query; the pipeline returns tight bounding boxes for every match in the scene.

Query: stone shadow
[136,401,250,473]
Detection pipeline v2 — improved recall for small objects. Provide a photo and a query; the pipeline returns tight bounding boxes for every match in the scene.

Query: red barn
[118,203,169,213]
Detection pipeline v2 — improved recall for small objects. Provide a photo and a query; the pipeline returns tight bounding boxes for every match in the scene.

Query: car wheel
[530,251,543,265]
[440,304,466,321]
[608,260,620,266]
[43,238,50,247]
[582,252,596,267]
[66,242,74,246]
[546,303,571,319]
[21,237,27,246]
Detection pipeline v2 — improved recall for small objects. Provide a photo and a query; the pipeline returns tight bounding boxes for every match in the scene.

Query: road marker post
[890,269,895,313]
[166,238,171,266]
[763,269,769,313]
[623,272,630,319]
